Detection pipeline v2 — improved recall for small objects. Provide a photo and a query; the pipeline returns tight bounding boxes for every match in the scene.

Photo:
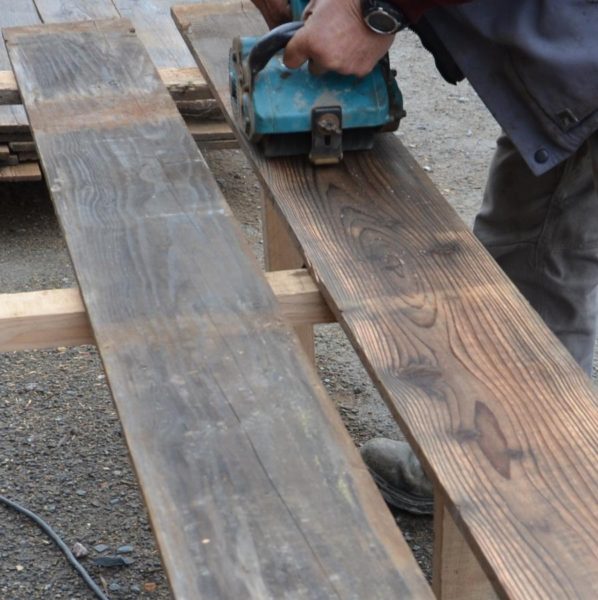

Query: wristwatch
[361,0,408,35]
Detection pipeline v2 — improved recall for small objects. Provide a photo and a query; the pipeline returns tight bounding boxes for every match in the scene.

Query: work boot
[360,438,434,515]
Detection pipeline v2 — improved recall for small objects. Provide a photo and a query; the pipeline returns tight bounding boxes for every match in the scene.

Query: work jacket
[399,0,598,175]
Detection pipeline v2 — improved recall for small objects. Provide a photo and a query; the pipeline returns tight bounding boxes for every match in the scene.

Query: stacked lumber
[0,0,236,182]
[0,103,40,180]
[0,140,37,166]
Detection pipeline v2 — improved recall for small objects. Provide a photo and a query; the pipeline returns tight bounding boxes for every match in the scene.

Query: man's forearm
[391,0,473,22]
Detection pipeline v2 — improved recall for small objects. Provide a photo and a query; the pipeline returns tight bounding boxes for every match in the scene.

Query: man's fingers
[283,32,310,69]
[308,60,327,76]
[302,0,317,20]
[252,0,292,28]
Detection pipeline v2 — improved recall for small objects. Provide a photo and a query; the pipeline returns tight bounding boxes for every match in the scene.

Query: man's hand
[251,0,292,28]
[285,0,395,77]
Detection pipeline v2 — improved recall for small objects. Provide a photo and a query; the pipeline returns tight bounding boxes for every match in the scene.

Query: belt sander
[229,0,404,164]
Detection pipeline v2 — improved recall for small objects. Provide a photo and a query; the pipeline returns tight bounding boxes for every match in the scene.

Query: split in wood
[0,269,335,353]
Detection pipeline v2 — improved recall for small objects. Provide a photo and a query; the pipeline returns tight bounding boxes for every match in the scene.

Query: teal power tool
[229,0,404,164]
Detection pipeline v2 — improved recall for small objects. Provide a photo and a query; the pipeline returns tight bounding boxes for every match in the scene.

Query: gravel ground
[0,31,500,598]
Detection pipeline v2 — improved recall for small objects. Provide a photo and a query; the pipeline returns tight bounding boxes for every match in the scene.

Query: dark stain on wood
[474,401,512,480]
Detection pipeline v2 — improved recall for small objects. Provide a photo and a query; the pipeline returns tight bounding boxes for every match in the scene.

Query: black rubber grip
[248,21,304,80]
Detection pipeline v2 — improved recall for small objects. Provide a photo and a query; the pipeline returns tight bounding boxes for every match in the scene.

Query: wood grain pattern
[0,271,334,353]
[0,0,41,70]
[0,104,31,135]
[5,19,433,599]
[264,191,316,362]
[0,161,41,181]
[175,4,598,598]
[111,0,201,68]
[0,288,94,351]
[433,497,499,600]
[33,0,119,22]
[0,66,210,106]
[0,70,20,104]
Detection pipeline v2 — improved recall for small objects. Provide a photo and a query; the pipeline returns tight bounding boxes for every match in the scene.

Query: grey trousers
[474,132,598,375]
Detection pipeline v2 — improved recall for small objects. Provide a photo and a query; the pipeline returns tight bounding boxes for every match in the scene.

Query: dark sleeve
[392,0,473,22]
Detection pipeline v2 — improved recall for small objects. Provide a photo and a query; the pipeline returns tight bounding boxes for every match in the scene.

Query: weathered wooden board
[0,66,211,107]
[6,19,433,599]
[0,104,30,137]
[0,270,334,353]
[0,69,20,104]
[112,0,201,68]
[0,0,41,70]
[0,162,41,182]
[33,0,119,22]
[175,4,598,598]
[0,0,216,142]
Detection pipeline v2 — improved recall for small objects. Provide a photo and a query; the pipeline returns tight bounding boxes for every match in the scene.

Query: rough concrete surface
[0,31,502,598]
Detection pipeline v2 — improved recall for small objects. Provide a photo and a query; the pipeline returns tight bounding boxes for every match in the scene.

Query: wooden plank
[266,268,335,325]
[6,19,433,599]
[0,104,29,134]
[111,0,201,68]
[175,4,598,599]
[33,2,211,100]
[186,119,234,142]
[15,151,38,162]
[197,138,238,151]
[157,66,211,101]
[0,67,211,106]
[0,161,41,181]
[263,191,315,362]
[0,288,94,352]
[8,141,35,152]
[0,102,234,145]
[0,0,41,70]
[433,494,499,600]
[0,69,19,104]
[33,0,119,22]
[0,272,334,353]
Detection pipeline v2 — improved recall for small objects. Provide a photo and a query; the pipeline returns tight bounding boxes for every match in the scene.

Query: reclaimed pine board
[0,1,214,136]
[0,104,30,136]
[0,66,212,107]
[0,69,20,104]
[174,3,598,599]
[0,270,334,353]
[5,19,433,599]
[33,0,119,21]
[0,0,41,69]
[0,162,41,182]
[112,0,201,68]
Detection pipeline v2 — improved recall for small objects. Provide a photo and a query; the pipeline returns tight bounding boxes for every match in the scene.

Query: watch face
[366,8,398,34]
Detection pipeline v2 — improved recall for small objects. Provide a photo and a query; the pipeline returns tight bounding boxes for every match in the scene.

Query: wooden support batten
[0,66,210,105]
[0,269,335,353]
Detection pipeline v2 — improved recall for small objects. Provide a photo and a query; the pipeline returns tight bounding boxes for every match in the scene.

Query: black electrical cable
[0,494,109,600]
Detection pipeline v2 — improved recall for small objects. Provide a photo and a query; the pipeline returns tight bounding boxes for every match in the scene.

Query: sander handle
[248,21,304,81]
